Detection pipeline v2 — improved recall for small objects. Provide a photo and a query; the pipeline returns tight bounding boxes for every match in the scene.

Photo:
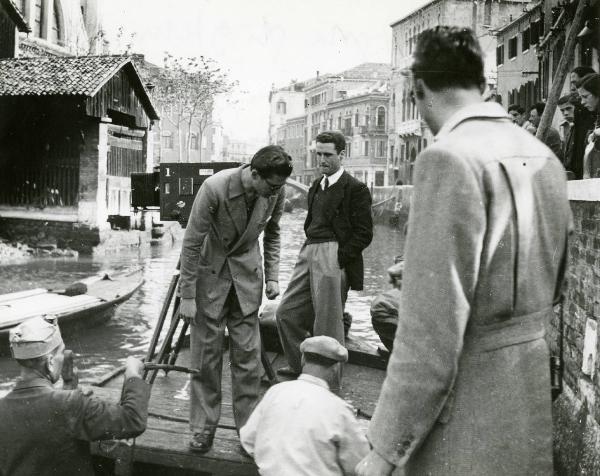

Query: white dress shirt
[320,167,344,190]
[240,373,369,476]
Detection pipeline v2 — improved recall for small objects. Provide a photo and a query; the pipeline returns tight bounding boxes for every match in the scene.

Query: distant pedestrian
[0,317,150,476]
[576,73,600,178]
[240,335,369,476]
[528,102,563,160]
[557,94,578,178]
[276,131,373,390]
[507,104,527,126]
[570,66,597,178]
[356,26,570,476]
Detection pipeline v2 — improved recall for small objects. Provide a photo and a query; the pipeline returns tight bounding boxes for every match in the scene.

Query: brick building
[276,114,306,184]
[325,84,389,187]
[0,55,159,251]
[303,63,391,183]
[268,81,306,146]
[15,0,105,57]
[389,0,530,185]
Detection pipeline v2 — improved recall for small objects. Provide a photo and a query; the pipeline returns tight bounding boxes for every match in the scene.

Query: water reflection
[0,210,405,393]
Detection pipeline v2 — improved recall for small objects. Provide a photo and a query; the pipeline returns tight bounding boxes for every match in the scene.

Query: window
[337,115,342,130]
[364,141,369,156]
[50,0,62,43]
[376,106,386,128]
[496,44,504,66]
[530,20,543,45]
[162,132,173,149]
[377,140,386,158]
[33,0,43,37]
[354,110,359,127]
[483,0,492,26]
[276,101,287,114]
[344,118,352,136]
[347,142,352,158]
[522,27,530,52]
[375,171,385,186]
[508,36,517,59]
[190,133,198,150]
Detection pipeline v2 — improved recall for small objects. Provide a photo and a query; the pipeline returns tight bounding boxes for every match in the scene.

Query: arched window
[376,106,386,128]
[33,0,43,37]
[190,133,199,150]
[365,106,370,126]
[276,100,287,114]
[50,0,63,44]
[354,109,359,127]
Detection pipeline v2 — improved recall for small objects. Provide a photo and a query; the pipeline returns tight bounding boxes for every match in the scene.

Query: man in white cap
[0,316,150,476]
[240,335,369,475]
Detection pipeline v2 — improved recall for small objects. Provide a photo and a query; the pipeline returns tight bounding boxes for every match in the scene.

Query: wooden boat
[0,268,144,355]
[89,302,388,475]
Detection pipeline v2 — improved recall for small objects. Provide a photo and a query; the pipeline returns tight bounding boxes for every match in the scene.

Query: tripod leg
[167,320,189,368]
[148,310,184,384]
[144,261,180,367]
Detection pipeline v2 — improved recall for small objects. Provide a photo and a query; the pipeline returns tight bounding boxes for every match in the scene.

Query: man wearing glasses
[276,131,373,391]
[179,145,292,453]
[356,26,570,475]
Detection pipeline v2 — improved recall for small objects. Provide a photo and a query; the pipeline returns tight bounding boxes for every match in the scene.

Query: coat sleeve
[262,188,285,283]
[336,406,370,475]
[367,147,486,466]
[179,182,218,299]
[66,377,150,441]
[239,396,264,456]
[338,181,373,266]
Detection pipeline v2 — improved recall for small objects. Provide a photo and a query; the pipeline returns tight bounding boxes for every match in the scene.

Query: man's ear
[339,149,346,160]
[414,78,426,100]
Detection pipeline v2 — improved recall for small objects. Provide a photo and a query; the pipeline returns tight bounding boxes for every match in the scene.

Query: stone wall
[0,216,100,253]
[551,179,600,475]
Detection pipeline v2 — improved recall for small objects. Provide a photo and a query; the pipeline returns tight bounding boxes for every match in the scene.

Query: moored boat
[0,268,144,355]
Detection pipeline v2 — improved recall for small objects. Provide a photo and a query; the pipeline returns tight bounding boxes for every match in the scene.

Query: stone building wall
[551,180,600,475]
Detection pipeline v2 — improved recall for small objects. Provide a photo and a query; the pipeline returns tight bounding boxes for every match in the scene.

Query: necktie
[323,177,329,191]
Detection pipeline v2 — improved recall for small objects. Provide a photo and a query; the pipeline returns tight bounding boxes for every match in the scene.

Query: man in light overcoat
[179,145,293,453]
[356,26,571,476]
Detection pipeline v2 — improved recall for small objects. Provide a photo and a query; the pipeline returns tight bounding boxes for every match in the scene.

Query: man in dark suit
[276,131,373,385]
[0,316,149,476]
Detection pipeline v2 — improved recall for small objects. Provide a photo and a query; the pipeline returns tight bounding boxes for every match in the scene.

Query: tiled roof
[0,55,133,96]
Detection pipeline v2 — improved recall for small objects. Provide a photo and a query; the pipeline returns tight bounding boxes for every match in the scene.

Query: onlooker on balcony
[570,66,597,179]
[507,104,527,126]
[557,94,578,179]
[527,102,563,161]
[576,73,600,178]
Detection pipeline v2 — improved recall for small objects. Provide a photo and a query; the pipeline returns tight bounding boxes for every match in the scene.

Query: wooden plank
[0,289,49,304]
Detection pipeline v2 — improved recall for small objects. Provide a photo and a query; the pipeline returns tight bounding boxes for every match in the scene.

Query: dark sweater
[305,185,337,244]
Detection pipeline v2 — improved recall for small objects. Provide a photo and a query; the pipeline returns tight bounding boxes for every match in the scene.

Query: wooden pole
[536,0,588,142]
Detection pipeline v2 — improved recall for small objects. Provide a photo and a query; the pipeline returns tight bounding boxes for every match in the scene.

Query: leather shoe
[276,366,300,378]
[190,429,215,453]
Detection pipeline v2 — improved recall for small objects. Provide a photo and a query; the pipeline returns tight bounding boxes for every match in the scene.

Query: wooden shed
[0,55,159,251]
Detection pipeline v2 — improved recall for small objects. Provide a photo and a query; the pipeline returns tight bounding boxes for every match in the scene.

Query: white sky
[102,0,431,144]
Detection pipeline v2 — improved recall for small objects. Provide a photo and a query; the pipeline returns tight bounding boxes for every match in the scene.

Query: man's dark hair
[558,94,577,106]
[530,102,546,116]
[412,26,485,91]
[316,131,346,154]
[578,73,600,97]
[508,104,525,114]
[571,66,596,79]
[250,145,293,178]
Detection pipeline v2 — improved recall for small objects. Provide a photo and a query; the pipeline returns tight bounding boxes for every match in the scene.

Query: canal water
[0,209,405,394]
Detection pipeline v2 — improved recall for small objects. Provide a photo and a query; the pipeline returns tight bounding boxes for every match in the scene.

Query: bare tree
[147,53,236,162]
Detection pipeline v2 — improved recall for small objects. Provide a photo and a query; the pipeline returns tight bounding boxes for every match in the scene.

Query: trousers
[276,241,348,386]
[190,286,261,433]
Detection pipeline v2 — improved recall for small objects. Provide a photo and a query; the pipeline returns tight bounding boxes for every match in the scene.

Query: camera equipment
[131,162,240,226]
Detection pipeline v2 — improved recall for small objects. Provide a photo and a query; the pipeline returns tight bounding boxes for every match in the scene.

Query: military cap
[9,316,63,359]
[300,336,348,363]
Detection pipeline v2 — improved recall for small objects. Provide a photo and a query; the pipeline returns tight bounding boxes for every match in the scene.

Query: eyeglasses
[263,177,285,192]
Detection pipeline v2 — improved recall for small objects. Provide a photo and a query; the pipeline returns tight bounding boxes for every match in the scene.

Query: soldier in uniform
[240,335,369,475]
[0,316,150,476]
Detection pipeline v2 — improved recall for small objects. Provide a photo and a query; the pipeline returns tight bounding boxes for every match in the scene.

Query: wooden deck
[90,338,386,476]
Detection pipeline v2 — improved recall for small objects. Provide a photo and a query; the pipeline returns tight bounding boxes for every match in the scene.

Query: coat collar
[13,377,53,391]
[435,102,511,141]
[227,164,247,200]
[298,373,330,390]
